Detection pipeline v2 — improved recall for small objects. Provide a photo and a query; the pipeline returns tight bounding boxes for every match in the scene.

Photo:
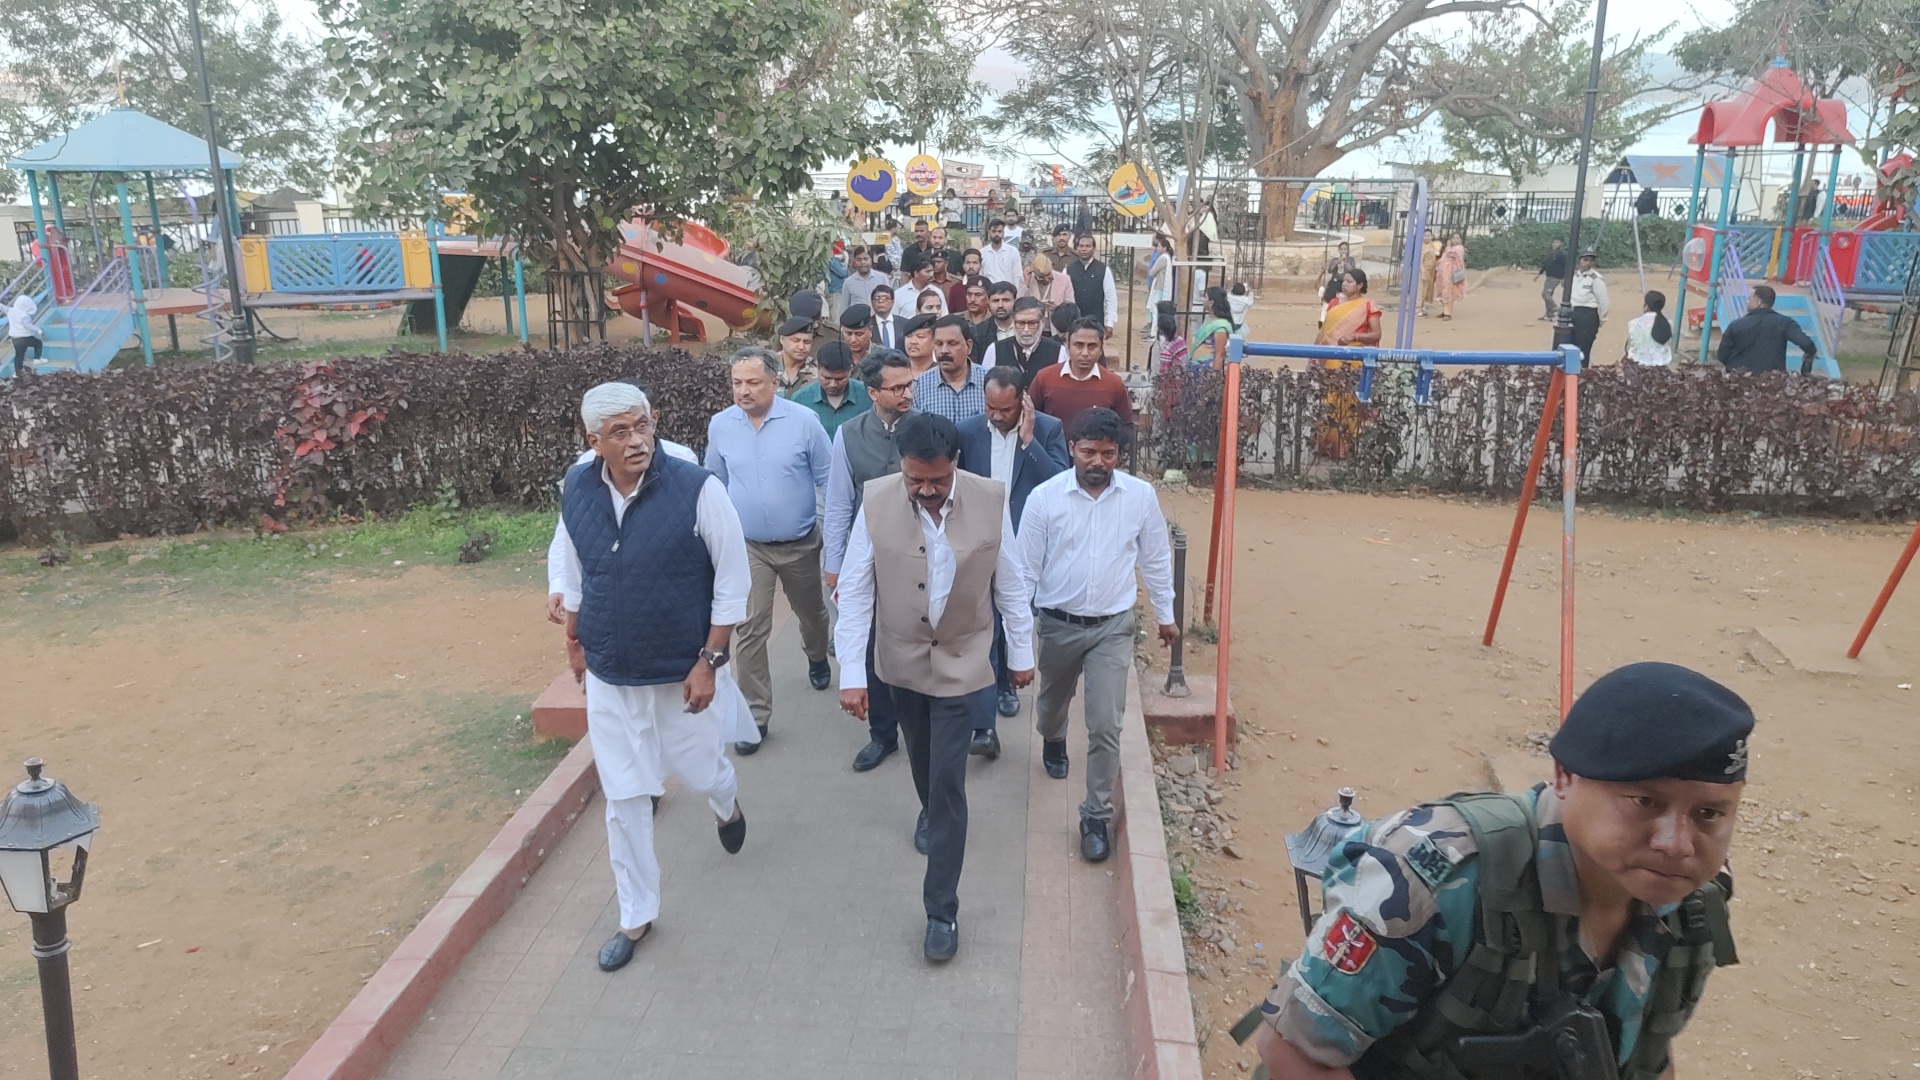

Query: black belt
[1040,607,1120,627]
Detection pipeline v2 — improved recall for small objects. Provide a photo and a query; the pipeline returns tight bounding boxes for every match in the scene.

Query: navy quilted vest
[561,453,715,686]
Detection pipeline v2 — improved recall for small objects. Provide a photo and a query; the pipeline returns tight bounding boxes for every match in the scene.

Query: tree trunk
[1250,86,1340,241]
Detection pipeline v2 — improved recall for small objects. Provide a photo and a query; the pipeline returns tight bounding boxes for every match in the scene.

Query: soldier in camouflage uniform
[1255,662,1753,1080]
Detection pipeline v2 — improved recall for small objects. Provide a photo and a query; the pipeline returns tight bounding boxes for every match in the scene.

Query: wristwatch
[699,647,730,670]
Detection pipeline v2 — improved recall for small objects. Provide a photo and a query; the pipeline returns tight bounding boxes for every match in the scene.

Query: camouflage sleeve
[1260,804,1482,1068]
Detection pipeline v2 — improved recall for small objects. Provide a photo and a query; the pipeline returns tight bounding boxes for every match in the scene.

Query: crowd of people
[545,256,1179,967]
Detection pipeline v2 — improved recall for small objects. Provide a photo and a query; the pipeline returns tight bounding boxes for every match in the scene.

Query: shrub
[1461,217,1691,270]
[0,343,733,541]
[1144,362,1920,518]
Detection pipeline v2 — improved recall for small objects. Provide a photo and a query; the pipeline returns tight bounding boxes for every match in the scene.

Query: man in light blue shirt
[706,349,835,753]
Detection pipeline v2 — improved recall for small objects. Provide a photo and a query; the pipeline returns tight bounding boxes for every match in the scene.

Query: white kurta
[552,460,760,792]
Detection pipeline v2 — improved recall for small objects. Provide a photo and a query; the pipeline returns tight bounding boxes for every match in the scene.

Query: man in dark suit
[869,284,913,352]
[958,365,1071,730]
[986,297,1061,381]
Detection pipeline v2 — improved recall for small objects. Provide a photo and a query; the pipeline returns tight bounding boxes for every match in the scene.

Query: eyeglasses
[599,418,656,442]
[873,382,915,397]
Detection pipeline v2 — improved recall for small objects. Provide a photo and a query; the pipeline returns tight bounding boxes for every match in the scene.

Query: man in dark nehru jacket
[1251,661,1752,1080]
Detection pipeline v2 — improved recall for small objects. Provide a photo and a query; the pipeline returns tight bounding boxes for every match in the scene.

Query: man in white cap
[550,382,757,972]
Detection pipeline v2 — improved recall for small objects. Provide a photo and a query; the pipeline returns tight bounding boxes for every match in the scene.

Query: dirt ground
[0,558,563,1078]
[1146,488,1919,1080]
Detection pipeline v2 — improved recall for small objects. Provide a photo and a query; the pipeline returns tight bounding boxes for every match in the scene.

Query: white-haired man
[550,382,757,973]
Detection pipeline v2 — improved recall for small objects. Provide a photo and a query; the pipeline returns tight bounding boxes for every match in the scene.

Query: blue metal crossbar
[1231,340,1582,405]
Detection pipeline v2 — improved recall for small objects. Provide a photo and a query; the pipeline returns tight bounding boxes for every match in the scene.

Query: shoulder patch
[1322,911,1379,975]
[1404,837,1457,889]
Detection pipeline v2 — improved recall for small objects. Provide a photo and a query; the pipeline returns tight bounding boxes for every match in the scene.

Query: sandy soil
[1146,488,1919,1080]
[0,563,561,1079]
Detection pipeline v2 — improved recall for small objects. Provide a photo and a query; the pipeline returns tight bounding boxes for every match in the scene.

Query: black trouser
[866,628,899,750]
[965,611,1008,734]
[1570,307,1601,366]
[12,336,42,367]
[893,685,975,924]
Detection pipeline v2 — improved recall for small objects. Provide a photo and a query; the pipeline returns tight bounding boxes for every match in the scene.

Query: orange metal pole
[1484,370,1564,646]
[1559,367,1579,720]
[1203,413,1229,624]
[1847,521,1920,658]
[1212,360,1243,772]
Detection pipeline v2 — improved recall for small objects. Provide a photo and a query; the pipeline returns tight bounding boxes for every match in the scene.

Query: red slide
[605,219,761,342]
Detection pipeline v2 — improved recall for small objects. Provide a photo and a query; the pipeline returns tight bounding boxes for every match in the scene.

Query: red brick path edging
[1114,668,1205,1080]
[282,740,600,1080]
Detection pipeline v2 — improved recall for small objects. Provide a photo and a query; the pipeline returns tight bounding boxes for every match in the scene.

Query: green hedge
[1462,217,1690,271]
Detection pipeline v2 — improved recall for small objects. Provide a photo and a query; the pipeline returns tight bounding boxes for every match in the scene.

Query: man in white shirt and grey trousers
[551,382,757,973]
[835,411,1036,963]
[1016,406,1178,863]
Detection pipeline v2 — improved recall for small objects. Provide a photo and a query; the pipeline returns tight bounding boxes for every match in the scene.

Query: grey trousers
[894,686,975,924]
[1035,609,1134,822]
[737,526,831,728]
[1541,276,1562,319]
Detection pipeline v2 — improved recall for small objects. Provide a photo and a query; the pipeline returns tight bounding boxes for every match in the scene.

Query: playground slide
[402,253,485,336]
[604,219,760,343]
[1766,287,1843,379]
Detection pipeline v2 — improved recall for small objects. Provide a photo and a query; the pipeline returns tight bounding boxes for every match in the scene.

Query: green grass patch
[1170,855,1203,934]
[0,504,558,637]
[420,691,573,799]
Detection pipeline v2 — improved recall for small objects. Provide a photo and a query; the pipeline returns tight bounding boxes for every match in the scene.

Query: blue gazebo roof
[6,107,243,174]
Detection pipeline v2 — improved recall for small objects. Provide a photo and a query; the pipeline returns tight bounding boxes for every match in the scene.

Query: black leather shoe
[1042,739,1069,780]
[596,925,650,972]
[808,659,832,690]
[734,723,769,756]
[914,809,929,855]
[924,918,958,962]
[969,729,1001,759]
[718,806,747,854]
[1080,817,1111,863]
[996,691,1021,717]
[852,740,895,772]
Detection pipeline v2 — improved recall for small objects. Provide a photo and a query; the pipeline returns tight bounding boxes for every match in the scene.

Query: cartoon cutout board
[1107,163,1156,218]
[904,154,943,197]
[846,158,899,213]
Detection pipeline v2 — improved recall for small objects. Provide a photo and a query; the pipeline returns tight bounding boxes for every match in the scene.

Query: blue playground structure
[3,108,528,377]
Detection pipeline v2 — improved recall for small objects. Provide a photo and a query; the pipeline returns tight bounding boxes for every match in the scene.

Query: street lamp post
[0,759,102,1080]
[1552,0,1611,357]
[185,0,255,364]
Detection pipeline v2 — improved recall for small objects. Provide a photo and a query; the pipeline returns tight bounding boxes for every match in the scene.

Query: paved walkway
[380,613,1127,1079]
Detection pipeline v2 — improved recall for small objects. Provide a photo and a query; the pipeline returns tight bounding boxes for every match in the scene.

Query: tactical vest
[1237,792,1737,1080]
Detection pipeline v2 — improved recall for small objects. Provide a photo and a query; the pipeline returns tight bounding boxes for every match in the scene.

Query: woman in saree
[1434,233,1468,319]
[1190,288,1237,369]
[1311,268,1381,458]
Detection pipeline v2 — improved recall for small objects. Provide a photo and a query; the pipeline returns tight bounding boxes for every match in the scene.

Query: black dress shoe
[718,806,747,854]
[735,723,770,756]
[914,809,929,855]
[851,740,895,772]
[968,729,1001,759]
[808,659,832,690]
[996,690,1021,717]
[596,924,650,972]
[1080,816,1111,863]
[1042,739,1069,780]
[924,918,958,962]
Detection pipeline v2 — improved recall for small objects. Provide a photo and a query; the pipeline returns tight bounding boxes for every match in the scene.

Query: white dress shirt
[988,425,1020,488]
[834,493,1036,690]
[550,460,750,626]
[979,242,1022,286]
[546,441,699,596]
[1017,470,1176,624]
[900,280,948,317]
[1570,269,1610,321]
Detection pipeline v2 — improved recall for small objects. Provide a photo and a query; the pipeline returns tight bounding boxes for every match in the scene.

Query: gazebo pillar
[115,181,155,367]
[27,172,47,253]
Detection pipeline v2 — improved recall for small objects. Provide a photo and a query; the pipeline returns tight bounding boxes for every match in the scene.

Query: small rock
[1316,737,1330,746]
[1219,936,1237,955]
[1170,754,1199,777]
[1239,878,1259,890]
[1192,965,1214,981]
[1223,843,1245,859]
[1850,883,1873,895]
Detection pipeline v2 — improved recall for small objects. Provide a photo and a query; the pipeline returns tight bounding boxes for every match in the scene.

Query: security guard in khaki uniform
[1251,662,1750,1080]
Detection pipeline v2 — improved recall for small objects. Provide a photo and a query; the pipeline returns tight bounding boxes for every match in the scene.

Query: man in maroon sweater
[1029,318,1134,446]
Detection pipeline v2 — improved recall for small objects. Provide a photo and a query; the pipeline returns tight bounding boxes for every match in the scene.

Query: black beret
[839,304,873,329]
[789,289,824,321]
[1550,662,1753,784]
[777,316,813,338]
[902,313,937,336]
